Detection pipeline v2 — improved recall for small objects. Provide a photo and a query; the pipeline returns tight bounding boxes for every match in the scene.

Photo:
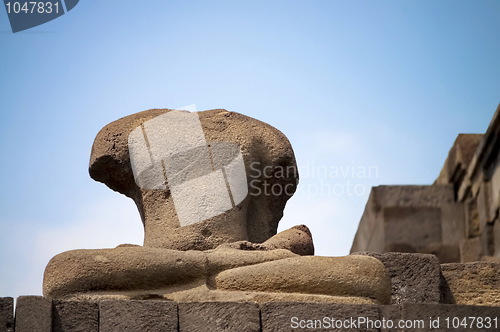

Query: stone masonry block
[401,303,500,331]
[378,305,402,332]
[441,262,500,306]
[0,298,14,332]
[261,302,379,332]
[494,219,500,257]
[351,185,457,255]
[355,252,441,304]
[459,237,482,262]
[477,181,494,230]
[436,134,483,186]
[179,302,259,332]
[490,159,500,218]
[15,296,51,332]
[53,300,98,332]
[351,190,384,253]
[465,199,481,237]
[481,222,495,257]
[383,207,442,250]
[440,202,465,246]
[420,243,460,263]
[373,185,455,208]
[100,300,177,332]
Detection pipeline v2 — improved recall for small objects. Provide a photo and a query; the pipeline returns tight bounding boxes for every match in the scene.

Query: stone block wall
[350,185,463,262]
[2,297,499,332]
[351,104,500,263]
[0,298,13,332]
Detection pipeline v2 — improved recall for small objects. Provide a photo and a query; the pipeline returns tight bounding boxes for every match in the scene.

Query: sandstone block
[477,182,492,230]
[459,237,482,262]
[372,185,455,207]
[480,222,495,256]
[383,206,442,250]
[494,219,500,257]
[215,255,391,304]
[490,158,500,217]
[53,300,98,332]
[420,243,460,263]
[465,199,481,237]
[0,298,13,332]
[350,190,384,252]
[100,300,177,332]
[355,252,441,304]
[482,255,500,262]
[378,305,402,332]
[261,302,380,332]
[44,247,206,298]
[401,303,500,331]
[440,202,466,246]
[14,296,51,332]
[179,302,259,332]
[441,262,500,306]
[351,185,456,254]
[435,134,483,186]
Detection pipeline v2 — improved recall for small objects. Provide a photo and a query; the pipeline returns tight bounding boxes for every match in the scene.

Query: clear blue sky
[1,0,499,298]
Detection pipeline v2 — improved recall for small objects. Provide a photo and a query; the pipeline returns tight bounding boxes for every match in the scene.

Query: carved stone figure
[43,108,390,304]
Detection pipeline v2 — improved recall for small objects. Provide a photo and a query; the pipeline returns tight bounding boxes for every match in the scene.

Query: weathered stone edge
[4,297,500,332]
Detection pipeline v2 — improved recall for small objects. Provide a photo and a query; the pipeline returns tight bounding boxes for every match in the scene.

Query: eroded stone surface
[350,185,460,257]
[89,109,298,250]
[262,224,314,255]
[44,245,392,305]
[378,305,401,332]
[215,255,391,304]
[355,252,441,304]
[53,300,99,332]
[216,224,314,256]
[14,296,51,332]
[8,298,500,332]
[441,262,500,306]
[0,298,14,332]
[179,302,260,332]
[401,303,500,331]
[99,300,177,332]
[43,237,301,298]
[261,302,380,332]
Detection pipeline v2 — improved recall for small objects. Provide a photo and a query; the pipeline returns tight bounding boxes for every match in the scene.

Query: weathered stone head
[89,108,298,250]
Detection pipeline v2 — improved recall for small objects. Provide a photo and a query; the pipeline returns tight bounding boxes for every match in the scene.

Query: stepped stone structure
[2,106,499,331]
[351,104,500,264]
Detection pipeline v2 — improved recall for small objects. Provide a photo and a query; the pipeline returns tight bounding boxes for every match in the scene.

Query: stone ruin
[351,105,500,264]
[1,106,499,331]
[350,104,500,309]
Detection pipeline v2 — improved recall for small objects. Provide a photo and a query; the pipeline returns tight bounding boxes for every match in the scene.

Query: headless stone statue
[43,108,390,304]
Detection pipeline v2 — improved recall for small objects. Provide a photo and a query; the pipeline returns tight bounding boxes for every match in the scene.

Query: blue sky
[0,0,499,299]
